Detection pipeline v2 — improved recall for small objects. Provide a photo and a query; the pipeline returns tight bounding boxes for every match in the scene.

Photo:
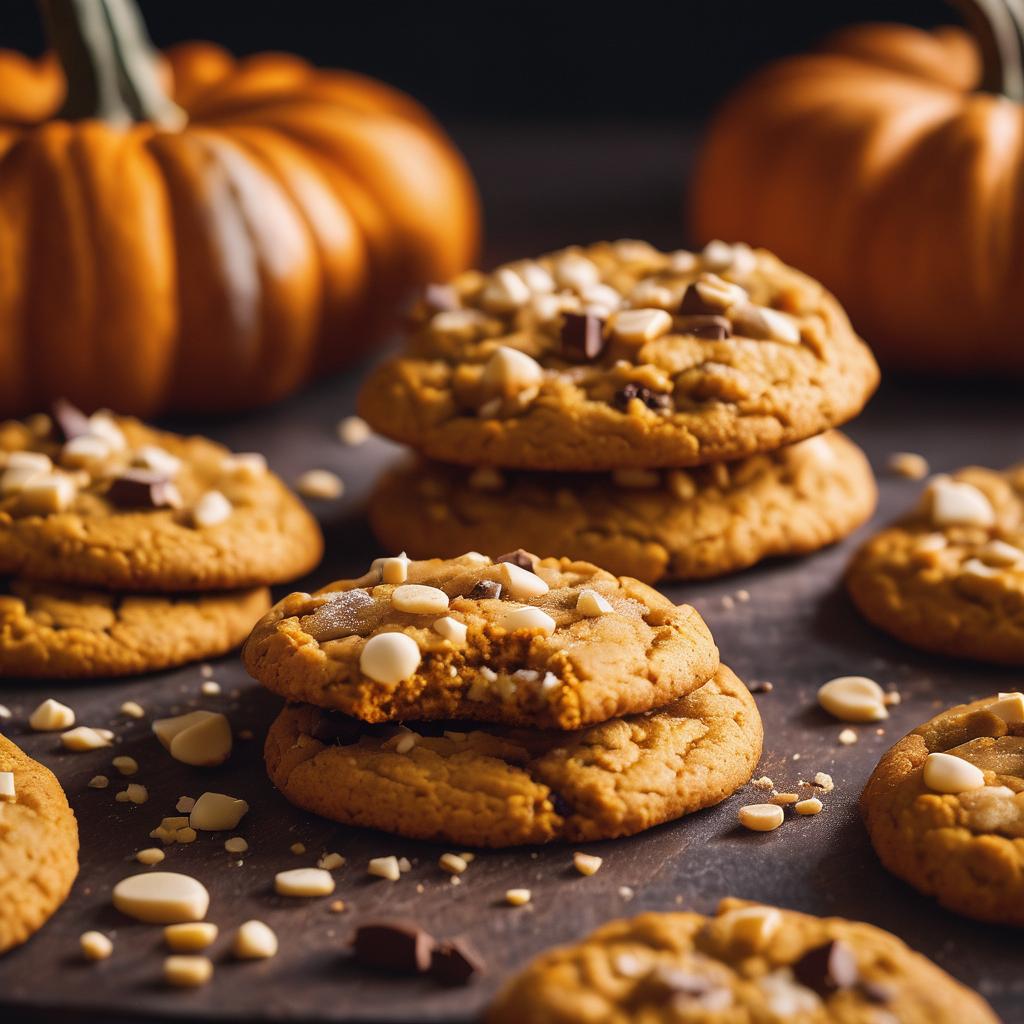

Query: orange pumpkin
[691,1,1024,375]
[0,0,479,415]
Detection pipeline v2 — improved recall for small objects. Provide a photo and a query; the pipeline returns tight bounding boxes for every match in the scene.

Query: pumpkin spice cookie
[0,404,323,591]
[265,665,761,847]
[243,553,719,731]
[487,899,998,1023]
[0,581,270,679]
[369,432,876,583]
[861,691,1024,926]
[358,240,879,471]
[847,466,1024,663]
[0,734,79,954]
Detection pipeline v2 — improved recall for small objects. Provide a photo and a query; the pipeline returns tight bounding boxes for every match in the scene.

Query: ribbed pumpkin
[0,0,479,415]
[691,0,1024,375]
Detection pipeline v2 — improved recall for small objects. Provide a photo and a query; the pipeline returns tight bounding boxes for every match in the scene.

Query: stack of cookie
[0,403,323,679]
[244,551,763,847]
[360,239,879,583]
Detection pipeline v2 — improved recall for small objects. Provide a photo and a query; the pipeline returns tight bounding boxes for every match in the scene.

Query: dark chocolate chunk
[549,791,573,818]
[678,282,719,317]
[467,580,502,600]
[677,314,731,340]
[105,470,180,510]
[51,399,92,441]
[792,940,859,997]
[496,549,537,573]
[613,382,672,413]
[429,938,486,986]
[309,710,367,747]
[423,283,459,313]
[352,921,435,974]
[560,312,606,361]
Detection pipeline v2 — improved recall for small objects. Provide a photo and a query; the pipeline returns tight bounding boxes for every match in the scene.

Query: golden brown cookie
[0,406,323,591]
[861,691,1024,926]
[369,432,876,583]
[265,665,760,847]
[358,240,879,470]
[487,899,998,1023]
[847,466,1024,663]
[0,582,270,678]
[244,553,719,730]
[0,734,79,954]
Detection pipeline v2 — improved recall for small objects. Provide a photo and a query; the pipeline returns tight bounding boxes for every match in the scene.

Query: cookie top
[265,665,760,847]
[860,691,1024,926]
[847,466,1024,663]
[369,432,876,583]
[487,899,997,1024]
[0,582,270,678]
[0,734,79,954]
[0,406,323,591]
[244,553,719,730]
[358,240,879,470]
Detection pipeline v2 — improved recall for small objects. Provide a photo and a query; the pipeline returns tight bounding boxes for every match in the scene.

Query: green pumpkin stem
[952,0,1024,101]
[39,0,185,127]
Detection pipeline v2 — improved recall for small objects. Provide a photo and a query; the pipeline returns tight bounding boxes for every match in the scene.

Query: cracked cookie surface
[0,411,323,591]
[0,582,270,678]
[861,692,1024,926]
[265,665,760,847]
[0,734,79,954]
[243,553,719,730]
[370,432,875,583]
[847,465,1024,664]
[487,899,997,1023]
[358,240,878,470]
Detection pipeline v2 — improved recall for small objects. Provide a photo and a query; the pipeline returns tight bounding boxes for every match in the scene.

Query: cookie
[265,665,760,846]
[861,691,1024,926]
[369,432,875,583]
[0,406,323,591]
[0,734,79,954]
[357,240,879,471]
[487,899,998,1023]
[847,466,1024,663]
[244,553,719,731]
[0,582,270,678]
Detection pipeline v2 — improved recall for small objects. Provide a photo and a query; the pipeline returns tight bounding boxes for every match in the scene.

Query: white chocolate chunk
[275,867,335,896]
[87,412,126,451]
[433,616,467,644]
[221,452,267,481]
[19,473,77,514]
[367,856,401,881]
[795,798,823,815]
[318,852,346,871]
[225,837,248,854]
[573,852,603,876]
[817,676,888,723]
[6,450,52,474]
[120,700,145,719]
[576,590,612,616]
[88,775,109,789]
[481,346,543,400]
[133,445,182,478]
[359,632,421,684]
[113,872,210,924]
[376,553,410,585]
[136,848,166,866]
[189,792,249,831]
[165,922,218,952]
[439,852,468,875]
[152,710,232,767]
[978,539,1024,567]
[296,468,344,500]
[234,920,278,960]
[554,254,600,291]
[392,584,449,615]
[738,804,784,832]
[112,755,138,776]
[505,888,532,906]
[923,752,985,793]
[927,478,995,528]
[611,307,672,344]
[716,905,782,952]
[499,561,549,599]
[60,726,113,751]
[501,606,556,636]
[990,692,1024,723]
[480,266,532,312]
[0,772,15,802]
[191,490,232,527]
[164,955,213,988]
[29,698,75,731]
[80,931,113,961]
[62,434,112,468]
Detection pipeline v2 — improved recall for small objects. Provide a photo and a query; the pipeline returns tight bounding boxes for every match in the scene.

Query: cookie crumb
[883,690,901,706]
[337,416,372,446]
[573,852,603,876]
[112,756,138,776]
[200,664,213,678]
[368,856,401,882]
[329,899,346,913]
[175,796,195,813]
[120,700,145,719]
[752,776,774,790]
[736,589,751,603]
[770,793,799,806]
[296,469,344,500]
[813,771,834,792]
[887,452,929,480]
[837,728,858,746]
[0,704,11,720]
[290,843,306,856]
[618,886,635,901]
[116,783,148,805]
[505,888,531,906]
[88,775,109,789]
[721,595,735,610]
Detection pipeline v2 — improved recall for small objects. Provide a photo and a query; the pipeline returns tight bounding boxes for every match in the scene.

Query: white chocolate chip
[367,856,402,882]
[505,888,532,906]
[887,452,929,480]
[377,553,410,585]
[817,676,888,723]
[837,728,858,746]
[960,557,999,579]
[176,796,196,813]
[337,416,372,446]
[573,852,603,876]
[927,477,995,528]
[275,867,336,896]
[29,698,75,731]
[0,464,48,496]
[359,632,422,685]
[120,700,145,719]
[0,772,15,803]
[221,452,267,481]
[112,756,138,776]
[576,590,612,616]
[153,710,232,767]
[701,239,737,271]
[501,606,556,636]
[224,837,248,854]
[738,804,784,832]
[200,680,221,696]
[88,775,109,789]
[554,254,600,292]
[480,267,532,312]
[296,469,344,500]
[394,731,418,754]
[716,905,782,952]
[191,490,232,528]
[923,751,985,793]
[18,473,78,514]
[499,561,549,599]
[392,584,449,616]
[164,955,213,988]
[189,792,249,831]
[989,692,1024,723]
[439,852,468,875]
[611,308,672,344]
[481,346,543,401]
[433,616,467,644]
[80,931,113,962]
[234,920,278,960]
[290,843,306,856]
[978,539,1024,567]
[113,872,210,924]
[165,922,218,952]
[62,434,112,468]
[795,798,823,815]
[60,726,113,752]
[86,412,126,451]
[318,852,345,871]
[731,304,801,344]
[691,273,747,310]
[0,704,10,719]
[5,450,52,474]
[133,445,182,478]
[136,847,166,866]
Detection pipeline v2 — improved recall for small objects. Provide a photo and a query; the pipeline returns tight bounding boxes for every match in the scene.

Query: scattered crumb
[796,797,824,816]
[505,888,531,906]
[136,847,166,866]
[838,728,858,746]
[618,886,635,901]
[887,451,929,480]
[290,843,306,856]
[115,783,148,805]
[0,704,11,720]
[112,756,138,777]
[119,700,144,719]
[337,416,372,446]
[318,852,345,871]
[749,682,773,694]
[573,852,603,876]
[439,853,468,875]
[367,856,401,881]
[88,775,109,789]
[296,468,344,500]
[200,681,221,696]
[813,772,834,792]
[225,837,248,855]
[721,595,734,610]
[176,796,195,814]
[200,665,213,679]
[80,931,113,962]
[736,589,750,603]
[883,690,901,706]
[329,900,346,913]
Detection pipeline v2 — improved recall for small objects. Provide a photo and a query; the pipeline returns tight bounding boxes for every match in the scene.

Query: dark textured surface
[1,125,1023,1023]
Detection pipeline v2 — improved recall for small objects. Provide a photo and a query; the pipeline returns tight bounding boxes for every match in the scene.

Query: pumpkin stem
[952,0,1024,100]
[38,0,185,128]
